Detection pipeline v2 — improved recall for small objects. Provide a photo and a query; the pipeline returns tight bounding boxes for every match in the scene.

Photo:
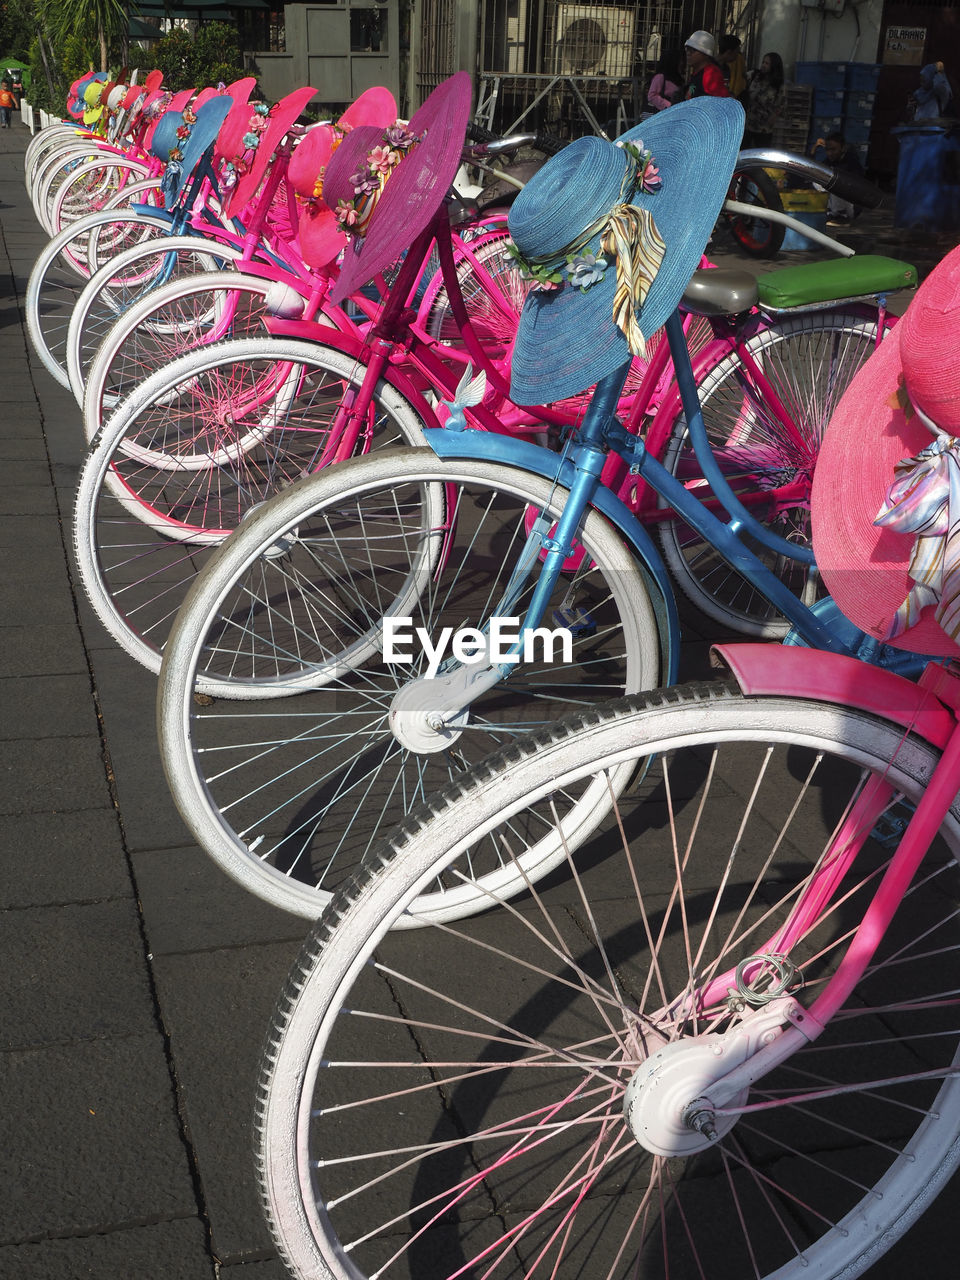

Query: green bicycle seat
[757,256,918,311]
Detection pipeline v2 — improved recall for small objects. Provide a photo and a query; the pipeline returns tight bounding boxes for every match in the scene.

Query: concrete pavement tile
[0,437,46,460]
[0,672,98,739]
[220,1258,289,1278]
[0,481,58,514]
[150,941,302,1260]
[0,735,111,815]
[0,511,65,548]
[0,1218,214,1279]
[87,646,195,852]
[132,845,305,956]
[0,809,130,909]
[0,581,77,625]
[1,897,157,1049]
[0,1033,197,1240]
[0,623,87,677]
[0,539,71,586]
[0,458,49,486]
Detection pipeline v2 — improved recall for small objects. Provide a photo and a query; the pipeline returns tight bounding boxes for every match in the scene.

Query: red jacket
[687,63,729,99]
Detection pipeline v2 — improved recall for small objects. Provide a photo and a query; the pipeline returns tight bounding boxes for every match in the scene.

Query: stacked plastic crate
[843,64,882,168]
[796,61,882,170]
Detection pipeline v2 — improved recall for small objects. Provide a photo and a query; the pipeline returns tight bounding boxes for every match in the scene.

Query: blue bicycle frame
[425,306,879,690]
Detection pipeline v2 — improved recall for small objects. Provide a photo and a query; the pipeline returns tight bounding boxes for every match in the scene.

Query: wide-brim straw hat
[148,89,198,158]
[326,71,473,305]
[166,96,235,206]
[83,79,111,125]
[69,71,107,120]
[289,87,398,269]
[508,96,744,405]
[811,243,960,657]
[222,85,317,217]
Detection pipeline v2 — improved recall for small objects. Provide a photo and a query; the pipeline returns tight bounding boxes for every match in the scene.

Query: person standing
[0,80,17,129]
[647,48,684,112]
[718,34,748,105]
[744,52,786,147]
[684,31,730,99]
[911,62,954,119]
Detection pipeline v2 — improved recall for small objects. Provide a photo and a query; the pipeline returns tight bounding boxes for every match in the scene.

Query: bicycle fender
[423,427,680,683]
[131,202,174,225]
[714,644,956,748]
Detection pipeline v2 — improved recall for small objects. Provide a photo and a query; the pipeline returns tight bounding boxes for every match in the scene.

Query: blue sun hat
[152,95,234,208]
[508,96,744,406]
[166,95,234,205]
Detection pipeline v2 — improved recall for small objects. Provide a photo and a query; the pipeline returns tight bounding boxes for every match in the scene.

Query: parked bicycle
[152,97,921,923]
[252,234,960,1280]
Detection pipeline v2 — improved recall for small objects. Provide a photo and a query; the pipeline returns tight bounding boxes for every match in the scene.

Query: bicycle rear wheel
[157,449,662,917]
[25,209,171,388]
[657,308,896,637]
[724,168,785,259]
[256,681,960,1280]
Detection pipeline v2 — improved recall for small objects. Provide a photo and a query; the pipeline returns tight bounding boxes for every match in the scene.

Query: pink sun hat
[289,87,398,269]
[325,72,473,305]
[811,243,960,657]
[221,85,317,217]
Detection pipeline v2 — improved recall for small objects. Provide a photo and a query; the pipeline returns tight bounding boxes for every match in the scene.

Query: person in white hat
[684,31,730,100]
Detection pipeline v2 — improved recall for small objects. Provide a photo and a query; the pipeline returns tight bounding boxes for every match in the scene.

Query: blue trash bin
[892,123,960,230]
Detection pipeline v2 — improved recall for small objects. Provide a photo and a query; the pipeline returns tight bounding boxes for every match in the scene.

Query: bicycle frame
[654,642,960,1121]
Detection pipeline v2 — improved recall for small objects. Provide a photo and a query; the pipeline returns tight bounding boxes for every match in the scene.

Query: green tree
[150,21,245,92]
[39,0,125,73]
[0,0,38,61]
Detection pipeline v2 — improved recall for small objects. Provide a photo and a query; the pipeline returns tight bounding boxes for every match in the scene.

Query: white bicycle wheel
[49,155,151,235]
[256,681,960,1280]
[25,208,172,388]
[73,338,432,678]
[34,140,127,234]
[657,309,897,637]
[156,447,662,918]
[67,239,247,408]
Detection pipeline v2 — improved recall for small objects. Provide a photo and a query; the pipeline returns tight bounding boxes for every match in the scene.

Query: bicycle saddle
[682,268,758,316]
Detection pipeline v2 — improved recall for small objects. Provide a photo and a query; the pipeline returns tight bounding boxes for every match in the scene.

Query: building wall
[759,0,884,77]
[247,2,402,113]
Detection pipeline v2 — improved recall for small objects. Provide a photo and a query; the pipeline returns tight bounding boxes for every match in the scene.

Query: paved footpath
[1,118,302,1279]
[1,114,957,1279]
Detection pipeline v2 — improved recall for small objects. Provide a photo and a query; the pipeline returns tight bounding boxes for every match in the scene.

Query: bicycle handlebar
[737,147,885,210]
[465,122,567,158]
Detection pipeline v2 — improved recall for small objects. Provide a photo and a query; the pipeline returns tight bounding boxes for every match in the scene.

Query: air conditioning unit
[551,4,637,78]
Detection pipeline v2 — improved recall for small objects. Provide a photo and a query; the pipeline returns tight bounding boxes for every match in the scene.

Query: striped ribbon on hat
[601,203,665,359]
[874,432,960,641]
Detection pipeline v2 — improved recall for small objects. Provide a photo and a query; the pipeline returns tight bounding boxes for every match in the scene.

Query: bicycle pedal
[552,605,595,636]
[871,801,915,849]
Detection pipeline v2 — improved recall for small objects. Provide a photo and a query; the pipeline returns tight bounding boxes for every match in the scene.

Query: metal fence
[436,0,764,139]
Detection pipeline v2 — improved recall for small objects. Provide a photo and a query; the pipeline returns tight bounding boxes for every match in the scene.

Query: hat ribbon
[874,432,960,641]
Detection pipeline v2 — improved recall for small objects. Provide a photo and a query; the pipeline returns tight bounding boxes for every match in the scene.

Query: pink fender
[713,643,957,749]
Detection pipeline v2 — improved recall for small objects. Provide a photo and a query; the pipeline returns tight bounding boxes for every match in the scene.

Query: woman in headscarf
[912,62,953,119]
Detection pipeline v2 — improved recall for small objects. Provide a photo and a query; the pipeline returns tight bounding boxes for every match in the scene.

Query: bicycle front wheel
[157,449,662,918]
[256,681,960,1280]
[657,308,896,637]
